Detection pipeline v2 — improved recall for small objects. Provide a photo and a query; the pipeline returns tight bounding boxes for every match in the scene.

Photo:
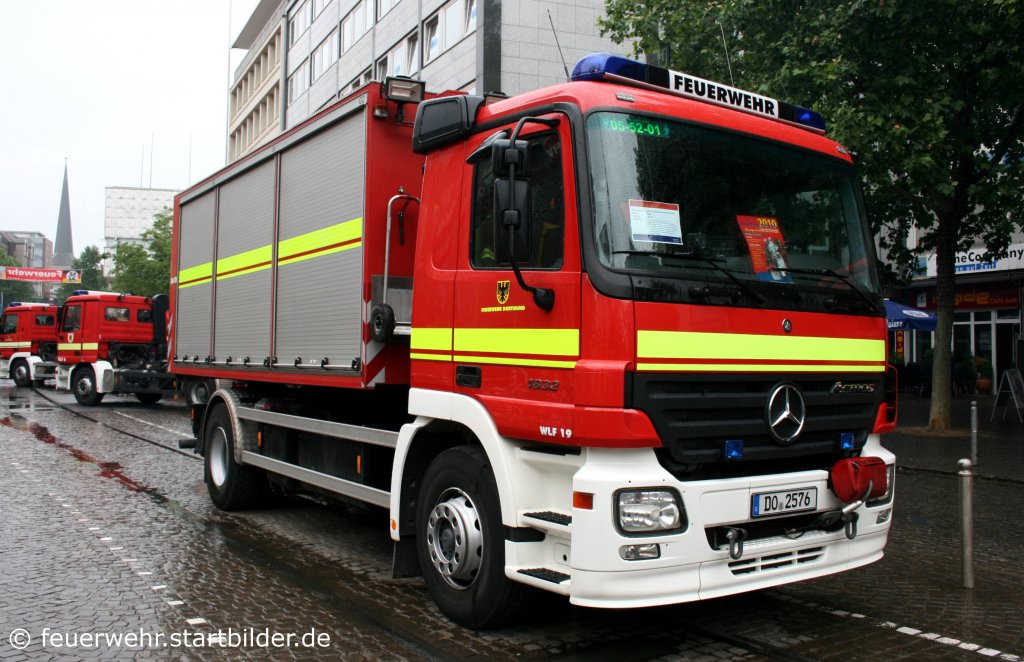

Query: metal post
[958,458,974,589]
[971,401,978,466]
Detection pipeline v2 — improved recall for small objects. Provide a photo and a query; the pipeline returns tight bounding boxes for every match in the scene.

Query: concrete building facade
[228,0,633,160]
[0,231,55,298]
[103,187,179,277]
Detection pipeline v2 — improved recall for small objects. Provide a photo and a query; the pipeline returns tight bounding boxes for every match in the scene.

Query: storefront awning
[885,299,937,331]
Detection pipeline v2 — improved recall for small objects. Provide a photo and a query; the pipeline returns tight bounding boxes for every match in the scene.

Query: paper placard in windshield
[629,200,683,245]
[737,215,792,283]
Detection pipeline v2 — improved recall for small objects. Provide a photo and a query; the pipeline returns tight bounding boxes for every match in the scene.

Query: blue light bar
[9,302,21,307]
[571,53,826,133]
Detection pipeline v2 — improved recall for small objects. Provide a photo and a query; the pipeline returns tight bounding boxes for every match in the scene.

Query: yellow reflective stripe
[637,330,884,363]
[179,262,213,287]
[411,327,453,352]
[637,362,885,373]
[57,342,99,351]
[453,355,576,369]
[453,328,579,357]
[0,341,31,348]
[216,245,272,281]
[278,218,362,265]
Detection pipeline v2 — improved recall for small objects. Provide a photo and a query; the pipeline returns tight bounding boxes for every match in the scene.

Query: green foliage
[111,208,172,297]
[53,246,107,303]
[0,246,34,304]
[600,0,1024,427]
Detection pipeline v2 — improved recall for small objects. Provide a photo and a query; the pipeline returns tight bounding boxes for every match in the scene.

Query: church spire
[53,161,75,267]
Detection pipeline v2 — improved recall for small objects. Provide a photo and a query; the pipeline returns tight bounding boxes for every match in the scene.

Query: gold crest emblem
[496,280,511,305]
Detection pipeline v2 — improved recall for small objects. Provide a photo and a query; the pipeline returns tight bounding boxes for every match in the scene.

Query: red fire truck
[0,302,59,387]
[173,54,896,628]
[54,291,174,405]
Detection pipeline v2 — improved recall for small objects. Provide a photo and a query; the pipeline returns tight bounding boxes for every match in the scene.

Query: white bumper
[508,439,894,609]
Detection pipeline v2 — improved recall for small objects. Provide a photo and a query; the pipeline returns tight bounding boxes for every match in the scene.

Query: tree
[52,245,107,303]
[601,0,1024,430]
[112,208,172,297]
[0,247,34,305]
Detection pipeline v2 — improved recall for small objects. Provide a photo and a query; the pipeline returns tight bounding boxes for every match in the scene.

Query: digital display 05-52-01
[597,115,671,138]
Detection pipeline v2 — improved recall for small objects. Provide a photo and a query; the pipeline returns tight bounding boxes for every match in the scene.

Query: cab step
[523,510,572,526]
[517,567,570,584]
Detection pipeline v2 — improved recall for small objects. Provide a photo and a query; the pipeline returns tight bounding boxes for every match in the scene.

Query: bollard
[958,458,974,589]
[971,401,978,467]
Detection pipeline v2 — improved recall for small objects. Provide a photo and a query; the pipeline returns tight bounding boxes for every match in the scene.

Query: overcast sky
[0,0,260,255]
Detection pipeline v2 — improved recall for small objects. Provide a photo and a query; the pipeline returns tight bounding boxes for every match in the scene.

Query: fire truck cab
[0,302,59,387]
[55,291,174,405]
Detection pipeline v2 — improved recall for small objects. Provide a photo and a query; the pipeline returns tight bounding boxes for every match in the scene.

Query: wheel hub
[208,428,229,488]
[426,488,483,589]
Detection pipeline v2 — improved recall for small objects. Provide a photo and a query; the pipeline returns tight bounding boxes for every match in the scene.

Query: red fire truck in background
[172,54,896,628]
[54,291,174,405]
[0,302,59,387]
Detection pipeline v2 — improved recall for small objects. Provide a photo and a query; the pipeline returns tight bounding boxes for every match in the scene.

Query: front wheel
[204,405,264,511]
[416,445,531,629]
[135,392,162,404]
[72,366,105,406]
[11,359,31,388]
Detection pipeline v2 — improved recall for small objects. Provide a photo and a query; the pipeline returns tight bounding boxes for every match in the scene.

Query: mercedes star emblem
[766,383,806,444]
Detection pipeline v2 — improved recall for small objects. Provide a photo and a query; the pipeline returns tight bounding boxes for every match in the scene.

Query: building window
[313,0,330,18]
[378,32,419,79]
[287,59,310,103]
[344,69,373,94]
[378,0,399,19]
[424,0,476,63]
[311,30,339,82]
[288,1,312,45]
[342,1,374,52]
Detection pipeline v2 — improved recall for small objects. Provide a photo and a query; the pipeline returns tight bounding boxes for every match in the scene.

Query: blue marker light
[724,439,745,460]
[840,432,855,450]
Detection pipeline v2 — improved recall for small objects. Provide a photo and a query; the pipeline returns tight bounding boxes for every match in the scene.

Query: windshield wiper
[612,250,767,306]
[773,267,882,314]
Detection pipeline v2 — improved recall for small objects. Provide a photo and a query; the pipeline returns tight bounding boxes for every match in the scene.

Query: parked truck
[0,302,59,387]
[173,54,896,628]
[54,290,174,405]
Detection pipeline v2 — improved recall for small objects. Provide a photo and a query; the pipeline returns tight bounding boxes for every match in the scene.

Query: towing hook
[724,526,747,560]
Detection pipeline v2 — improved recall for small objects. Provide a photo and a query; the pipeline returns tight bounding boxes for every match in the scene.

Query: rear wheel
[416,445,531,629]
[72,366,105,406]
[204,404,264,510]
[11,359,31,388]
[135,392,162,404]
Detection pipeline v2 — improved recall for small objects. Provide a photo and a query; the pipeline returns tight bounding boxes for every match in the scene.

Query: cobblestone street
[1,385,1021,661]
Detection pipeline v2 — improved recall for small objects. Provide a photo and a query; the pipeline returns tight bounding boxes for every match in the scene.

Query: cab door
[452,111,582,443]
[0,313,18,360]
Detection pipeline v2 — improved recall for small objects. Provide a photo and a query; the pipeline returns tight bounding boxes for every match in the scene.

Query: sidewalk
[883,391,1023,481]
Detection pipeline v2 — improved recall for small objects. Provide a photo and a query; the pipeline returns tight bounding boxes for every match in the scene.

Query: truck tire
[415,445,531,629]
[135,392,163,404]
[72,366,105,406]
[10,359,31,388]
[370,303,396,343]
[204,405,264,511]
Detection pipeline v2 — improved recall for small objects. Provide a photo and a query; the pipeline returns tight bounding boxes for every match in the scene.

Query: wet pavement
[0,384,1021,661]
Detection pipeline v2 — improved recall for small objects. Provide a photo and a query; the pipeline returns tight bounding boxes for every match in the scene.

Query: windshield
[586,112,880,310]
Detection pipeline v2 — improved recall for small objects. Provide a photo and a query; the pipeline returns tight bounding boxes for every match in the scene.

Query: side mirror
[494,177,531,264]
[491,138,529,177]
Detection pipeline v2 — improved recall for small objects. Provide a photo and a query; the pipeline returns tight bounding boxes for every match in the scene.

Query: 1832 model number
[528,379,559,391]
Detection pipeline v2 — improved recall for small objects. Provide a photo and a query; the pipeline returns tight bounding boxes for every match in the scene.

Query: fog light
[616,489,684,533]
[620,543,660,561]
[876,508,892,524]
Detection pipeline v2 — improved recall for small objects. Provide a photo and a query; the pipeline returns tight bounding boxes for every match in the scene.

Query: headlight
[616,489,685,534]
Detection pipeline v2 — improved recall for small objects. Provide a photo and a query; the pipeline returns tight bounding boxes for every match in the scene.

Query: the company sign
[0,267,82,283]
[924,243,1024,278]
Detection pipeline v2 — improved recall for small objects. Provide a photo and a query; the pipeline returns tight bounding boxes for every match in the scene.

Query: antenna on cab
[547,10,571,82]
